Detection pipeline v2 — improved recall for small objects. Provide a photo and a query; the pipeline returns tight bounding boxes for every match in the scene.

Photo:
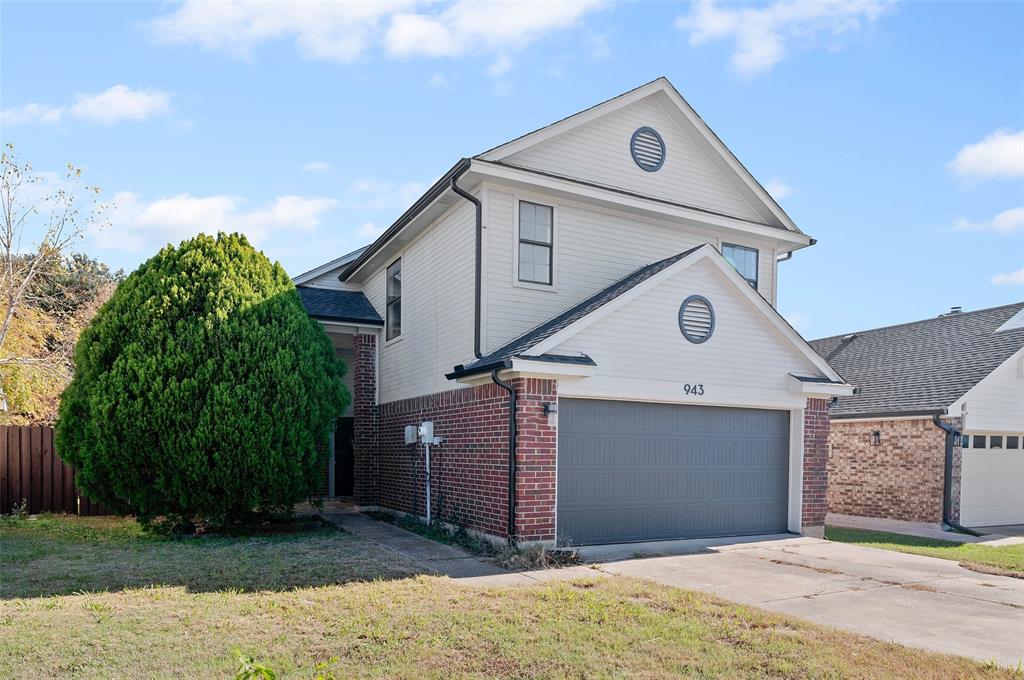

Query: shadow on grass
[1,514,430,600]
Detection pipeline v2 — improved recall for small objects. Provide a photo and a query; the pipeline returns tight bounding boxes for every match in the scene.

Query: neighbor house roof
[446,246,702,379]
[296,286,383,325]
[809,303,1024,419]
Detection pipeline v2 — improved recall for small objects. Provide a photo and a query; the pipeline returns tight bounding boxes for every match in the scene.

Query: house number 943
[683,383,705,396]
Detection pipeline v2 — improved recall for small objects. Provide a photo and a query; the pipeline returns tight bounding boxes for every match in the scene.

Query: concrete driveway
[587,536,1024,668]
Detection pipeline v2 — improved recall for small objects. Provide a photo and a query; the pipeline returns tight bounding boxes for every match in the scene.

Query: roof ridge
[811,301,1024,343]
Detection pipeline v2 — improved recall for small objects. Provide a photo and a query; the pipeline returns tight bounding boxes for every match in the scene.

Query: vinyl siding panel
[951,348,1024,432]
[365,201,477,404]
[484,188,776,353]
[503,95,762,222]
[551,258,817,408]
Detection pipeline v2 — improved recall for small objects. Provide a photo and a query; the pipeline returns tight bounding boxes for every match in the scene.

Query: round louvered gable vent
[679,295,714,344]
[630,126,666,172]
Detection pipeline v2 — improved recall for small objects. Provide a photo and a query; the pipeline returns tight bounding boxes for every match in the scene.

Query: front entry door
[334,417,355,497]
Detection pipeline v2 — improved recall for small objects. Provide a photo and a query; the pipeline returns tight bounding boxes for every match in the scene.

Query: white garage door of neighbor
[960,448,1024,526]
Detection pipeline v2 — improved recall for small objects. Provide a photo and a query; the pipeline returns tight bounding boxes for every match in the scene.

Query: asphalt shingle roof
[450,246,703,378]
[809,303,1024,419]
[296,286,383,325]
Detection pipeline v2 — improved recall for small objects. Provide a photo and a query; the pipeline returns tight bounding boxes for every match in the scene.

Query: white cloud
[0,103,63,126]
[99,191,337,252]
[488,53,513,77]
[763,178,793,199]
[953,207,1024,234]
[357,222,385,238]
[386,1,602,57]
[151,1,603,64]
[991,268,1024,286]
[69,85,172,125]
[587,32,611,61]
[344,178,426,210]
[949,130,1024,180]
[151,1,412,61]
[302,161,331,172]
[427,72,452,90]
[676,0,890,77]
[3,85,171,127]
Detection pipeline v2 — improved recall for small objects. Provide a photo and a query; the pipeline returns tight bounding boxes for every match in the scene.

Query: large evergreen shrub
[56,233,348,526]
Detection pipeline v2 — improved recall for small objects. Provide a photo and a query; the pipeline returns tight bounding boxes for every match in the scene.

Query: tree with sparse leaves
[56,232,348,527]
[0,144,112,422]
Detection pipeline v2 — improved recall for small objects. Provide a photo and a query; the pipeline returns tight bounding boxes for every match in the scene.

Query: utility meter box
[404,425,417,445]
[418,421,434,442]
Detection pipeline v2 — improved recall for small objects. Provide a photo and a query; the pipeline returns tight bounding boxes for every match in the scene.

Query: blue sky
[2,0,1022,339]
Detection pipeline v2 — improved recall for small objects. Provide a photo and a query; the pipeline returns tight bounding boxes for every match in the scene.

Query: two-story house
[293,78,852,547]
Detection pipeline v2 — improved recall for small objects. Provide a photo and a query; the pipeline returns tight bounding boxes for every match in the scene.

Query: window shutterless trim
[722,242,759,290]
[385,257,402,341]
[518,200,554,286]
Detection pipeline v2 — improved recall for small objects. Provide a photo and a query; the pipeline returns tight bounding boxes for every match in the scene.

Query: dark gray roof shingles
[450,245,704,377]
[809,303,1024,419]
[296,286,383,325]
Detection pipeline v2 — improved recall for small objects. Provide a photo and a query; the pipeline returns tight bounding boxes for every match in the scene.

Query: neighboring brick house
[292,78,852,547]
[810,303,1024,529]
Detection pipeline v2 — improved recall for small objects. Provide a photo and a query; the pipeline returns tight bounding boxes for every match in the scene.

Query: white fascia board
[315,319,382,335]
[790,378,855,398]
[508,358,594,379]
[526,244,845,384]
[468,160,810,249]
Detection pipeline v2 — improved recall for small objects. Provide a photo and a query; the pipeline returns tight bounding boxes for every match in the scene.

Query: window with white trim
[518,201,553,285]
[722,243,758,290]
[386,258,402,341]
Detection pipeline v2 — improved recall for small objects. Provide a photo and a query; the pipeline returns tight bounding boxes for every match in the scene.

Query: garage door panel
[557,399,790,545]
[961,450,1024,526]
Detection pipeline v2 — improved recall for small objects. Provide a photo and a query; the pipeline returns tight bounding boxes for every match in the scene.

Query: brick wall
[511,378,557,541]
[827,417,948,523]
[801,398,830,531]
[352,333,378,505]
[373,377,557,542]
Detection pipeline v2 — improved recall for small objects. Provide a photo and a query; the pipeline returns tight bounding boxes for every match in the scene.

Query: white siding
[951,348,1024,432]
[364,201,477,404]
[503,94,761,222]
[484,187,777,353]
[551,258,818,409]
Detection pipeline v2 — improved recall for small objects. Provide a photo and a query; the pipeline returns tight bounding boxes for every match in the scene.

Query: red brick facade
[801,398,830,531]
[827,417,962,523]
[347,340,832,542]
[367,377,558,541]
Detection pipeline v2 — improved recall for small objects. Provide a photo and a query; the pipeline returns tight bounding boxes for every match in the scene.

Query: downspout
[931,416,983,537]
[491,369,518,545]
[450,167,484,360]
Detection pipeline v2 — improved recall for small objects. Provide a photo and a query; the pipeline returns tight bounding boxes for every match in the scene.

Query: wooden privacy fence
[0,424,110,516]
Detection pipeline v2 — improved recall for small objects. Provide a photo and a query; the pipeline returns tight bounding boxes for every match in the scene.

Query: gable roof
[296,286,383,325]
[292,246,366,285]
[809,302,1024,419]
[477,77,803,234]
[449,244,845,384]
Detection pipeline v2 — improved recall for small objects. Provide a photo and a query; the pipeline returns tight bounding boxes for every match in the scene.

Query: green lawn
[826,526,1024,577]
[1,515,1017,679]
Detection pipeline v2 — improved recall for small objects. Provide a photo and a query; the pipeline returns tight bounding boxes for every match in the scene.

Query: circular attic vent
[679,295,714,344]
[630,126,666,172]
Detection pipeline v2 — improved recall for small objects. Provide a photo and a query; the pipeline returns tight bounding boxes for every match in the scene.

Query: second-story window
[519,201,553,285]
[386,258,402,340]
[722,243,758,290]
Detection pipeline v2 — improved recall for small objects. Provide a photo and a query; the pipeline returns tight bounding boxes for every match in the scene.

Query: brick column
[801,398,830,536]
[352,333,378,505]
[512,377,557,542]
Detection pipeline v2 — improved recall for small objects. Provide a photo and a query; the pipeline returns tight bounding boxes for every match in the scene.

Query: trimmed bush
[56,233,348,526]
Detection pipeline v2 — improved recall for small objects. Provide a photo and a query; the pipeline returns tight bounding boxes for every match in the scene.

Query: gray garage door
[557,399,790,546]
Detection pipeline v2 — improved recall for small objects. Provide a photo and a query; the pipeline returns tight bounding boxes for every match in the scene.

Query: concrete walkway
[326,513,1023,667]
[827,512,1024,545]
